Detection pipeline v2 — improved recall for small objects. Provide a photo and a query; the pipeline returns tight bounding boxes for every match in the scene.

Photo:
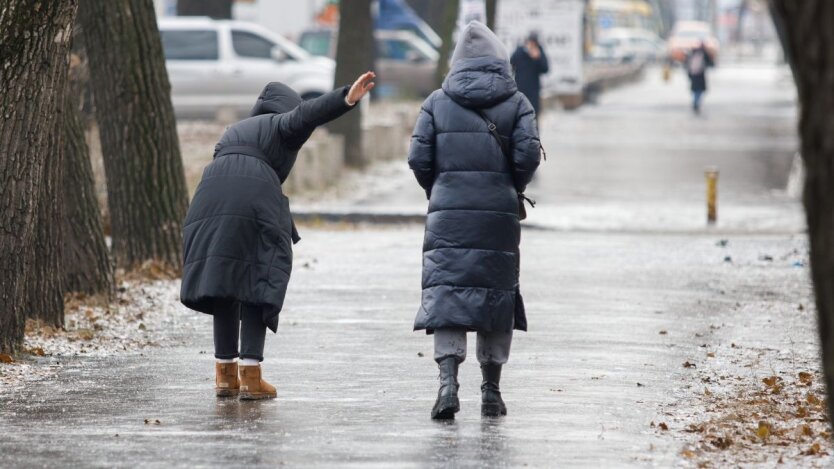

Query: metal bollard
[705,167,719,225]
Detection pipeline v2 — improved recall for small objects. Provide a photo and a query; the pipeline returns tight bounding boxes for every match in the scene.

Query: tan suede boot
[239,365,277,400]
[215,362,240,397]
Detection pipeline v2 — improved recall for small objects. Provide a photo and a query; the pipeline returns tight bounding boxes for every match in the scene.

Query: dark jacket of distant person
[408,21,542,334]
[510,38,549,115]
[686,44,714,93]
[180,83,353,332]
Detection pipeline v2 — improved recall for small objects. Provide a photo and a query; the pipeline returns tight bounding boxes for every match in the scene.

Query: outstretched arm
[276,72,376,149]
[510,95,542,192]
[408,95,437,198]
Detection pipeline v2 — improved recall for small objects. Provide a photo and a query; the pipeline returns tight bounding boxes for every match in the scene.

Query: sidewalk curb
[292,211,803,236]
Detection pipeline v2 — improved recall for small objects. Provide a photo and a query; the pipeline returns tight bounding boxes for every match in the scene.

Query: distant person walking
[686,41,714,114]
[510,32,549,116]
[180,72,375,400]
[408,22,542,420]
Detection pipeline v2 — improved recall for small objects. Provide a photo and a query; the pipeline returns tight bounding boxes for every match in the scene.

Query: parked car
[299,28,438,98]
[158,18,335,119]
[591,28,665,64]
[667,21,720,63]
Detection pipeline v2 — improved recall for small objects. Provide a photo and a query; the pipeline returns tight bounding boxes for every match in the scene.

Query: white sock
[240,358,259,367]
[216,358,236,364]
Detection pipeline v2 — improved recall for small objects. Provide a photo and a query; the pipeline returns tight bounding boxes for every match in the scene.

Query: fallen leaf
[799,424,814,437]
[706,352,715,358]
[798,372,813,386]
[807,394,821,406]
[711,436,733,449]
[756,421,771,440]
[683,361,696,368]
[681,449,696,459]
[0,353,13,364]
[763,376,780,388]
[803,442,821,456]
[28,347,45,356]
[659,422,669,431]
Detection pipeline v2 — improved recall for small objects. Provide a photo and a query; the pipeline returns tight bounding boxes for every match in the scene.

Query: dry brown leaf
[28,347,45,357]
[681,449,696,459]
[711,436,733,449]
[796,406,808,418]
[799,424,814,437]
[798,372,813,386]
[683,361,696,368]
[763,376,780,388]
[706,352,716,358]
[803,442,821,456]
[807,393,821,406]
[756,421,771,440]
[0,353,14,364]
[659,422,669,431]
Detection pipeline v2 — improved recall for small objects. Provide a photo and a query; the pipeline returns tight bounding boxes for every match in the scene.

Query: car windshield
[300,31,332,57]
[676,30,709,39]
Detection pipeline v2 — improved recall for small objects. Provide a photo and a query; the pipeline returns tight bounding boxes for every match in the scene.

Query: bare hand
[527,42,541,60]
[347,71,376,105]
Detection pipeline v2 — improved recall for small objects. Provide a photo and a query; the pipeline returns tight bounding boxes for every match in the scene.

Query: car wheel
[301,92,324,100]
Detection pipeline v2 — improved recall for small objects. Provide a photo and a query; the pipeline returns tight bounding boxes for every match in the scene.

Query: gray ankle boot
[481,363,507,417]
[431,357,460,420]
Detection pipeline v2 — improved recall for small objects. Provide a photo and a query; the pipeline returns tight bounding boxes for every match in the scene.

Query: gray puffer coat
[409,22,542,334]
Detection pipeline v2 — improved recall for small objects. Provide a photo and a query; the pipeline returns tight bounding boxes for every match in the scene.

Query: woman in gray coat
[408,22,541,419]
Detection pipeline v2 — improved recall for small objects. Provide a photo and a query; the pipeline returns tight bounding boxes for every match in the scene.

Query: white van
[158,18,335,119]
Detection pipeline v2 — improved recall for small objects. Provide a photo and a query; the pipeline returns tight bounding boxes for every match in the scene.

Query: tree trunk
[80,0,189,272]
[176,0,233,19]
[0,0,78,352]
[486,0,497,30]
[25,113,66,327]
[62,33,114,298]
[405,0,446,33]
[771,0,834,430]
[331,0,374,167]
[434,0,460,88]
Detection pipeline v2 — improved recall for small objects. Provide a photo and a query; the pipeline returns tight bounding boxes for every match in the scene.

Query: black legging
[213,300,267,361]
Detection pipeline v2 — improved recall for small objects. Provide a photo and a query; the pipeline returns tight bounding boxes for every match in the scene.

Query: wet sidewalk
[0,227,818,467]
[295,61,801,234]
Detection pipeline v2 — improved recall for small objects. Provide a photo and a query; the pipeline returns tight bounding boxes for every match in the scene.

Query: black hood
[250,82,302,117]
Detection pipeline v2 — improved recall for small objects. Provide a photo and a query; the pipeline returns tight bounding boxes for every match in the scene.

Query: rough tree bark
[62,30,114,298]
[176,0,233,19]
[434,0,460,88]
[25,107,66,327]
[0,0,78,352]
[80,0,189,271]
[331,0,374,167]
[771,0,834,429]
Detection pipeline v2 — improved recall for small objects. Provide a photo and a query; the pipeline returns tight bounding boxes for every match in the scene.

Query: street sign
[496,0,585,96]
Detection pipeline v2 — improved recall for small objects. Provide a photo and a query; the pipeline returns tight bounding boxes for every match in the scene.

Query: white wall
[153,0,327,40]
[234,0,329,40]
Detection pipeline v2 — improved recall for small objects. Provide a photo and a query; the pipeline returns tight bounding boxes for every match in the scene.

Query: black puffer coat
[181,83,353,332]
[409,22,542,334]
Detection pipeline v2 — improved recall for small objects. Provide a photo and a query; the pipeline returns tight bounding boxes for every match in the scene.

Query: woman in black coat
[181,72,375,400]
[408,21,541,419]
[686,41,714,114]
